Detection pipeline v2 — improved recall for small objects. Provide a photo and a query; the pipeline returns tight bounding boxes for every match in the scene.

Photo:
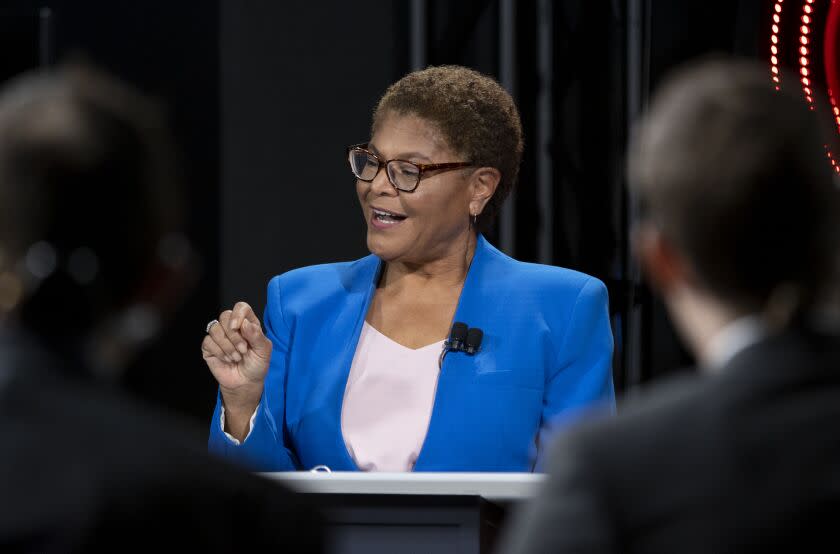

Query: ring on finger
[206,319,220,334]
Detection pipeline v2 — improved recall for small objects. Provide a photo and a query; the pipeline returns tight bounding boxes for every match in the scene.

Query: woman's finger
[209,311,241,362]
[201,334,229,363]
[219,309,248,355]
[241,318,272,360]
[230,301,260,331]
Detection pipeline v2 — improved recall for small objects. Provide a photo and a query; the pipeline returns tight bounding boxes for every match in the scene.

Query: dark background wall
[1,0,786,421]
[1,0,222,420]
[219,2,405,311]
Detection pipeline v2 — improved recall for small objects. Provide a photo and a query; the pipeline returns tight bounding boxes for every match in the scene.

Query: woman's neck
[380,232,478,293]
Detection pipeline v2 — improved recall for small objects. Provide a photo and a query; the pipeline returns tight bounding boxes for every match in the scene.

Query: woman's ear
[469,167,501,215]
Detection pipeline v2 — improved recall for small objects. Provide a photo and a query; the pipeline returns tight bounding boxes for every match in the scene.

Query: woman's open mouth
[370,207,407,229]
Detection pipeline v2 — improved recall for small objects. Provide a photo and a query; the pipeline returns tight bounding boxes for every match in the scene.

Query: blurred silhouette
[0,64,322,552]
[499,58,840,554]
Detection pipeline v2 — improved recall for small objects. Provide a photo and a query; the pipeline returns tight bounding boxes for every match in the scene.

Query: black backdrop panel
[2,0,222,421]
[220,2,408,310]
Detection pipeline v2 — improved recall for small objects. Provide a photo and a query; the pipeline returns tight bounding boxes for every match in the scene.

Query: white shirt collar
[703,315,768,373]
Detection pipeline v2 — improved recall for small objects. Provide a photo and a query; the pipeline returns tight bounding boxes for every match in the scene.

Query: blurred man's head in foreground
[628,58,840,356]
[0,63,193,377]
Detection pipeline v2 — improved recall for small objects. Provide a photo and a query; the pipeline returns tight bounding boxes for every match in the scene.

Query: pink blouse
[340,321,444,471]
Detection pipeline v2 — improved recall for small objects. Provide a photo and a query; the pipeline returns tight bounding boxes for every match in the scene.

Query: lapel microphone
[438,321,484,369]
[464,327,483,354]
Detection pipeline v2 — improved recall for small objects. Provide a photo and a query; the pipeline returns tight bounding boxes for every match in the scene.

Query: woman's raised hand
[202,301,272,412]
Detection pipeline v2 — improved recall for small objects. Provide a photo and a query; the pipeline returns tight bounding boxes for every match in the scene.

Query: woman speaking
[202,65,614,472]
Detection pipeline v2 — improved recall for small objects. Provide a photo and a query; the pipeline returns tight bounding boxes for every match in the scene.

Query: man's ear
[468,167,501,216]
[633,223,690,294]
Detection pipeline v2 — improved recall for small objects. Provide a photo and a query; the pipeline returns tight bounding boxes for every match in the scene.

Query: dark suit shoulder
[550,371,710,468]
[542,332,840,553]
[0,372,323,552]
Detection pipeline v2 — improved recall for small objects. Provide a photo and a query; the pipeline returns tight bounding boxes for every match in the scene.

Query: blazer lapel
[321,255,381,470]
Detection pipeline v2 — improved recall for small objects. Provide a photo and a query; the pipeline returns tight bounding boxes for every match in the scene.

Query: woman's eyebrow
[368,143,432,162]
[398,151,433,162]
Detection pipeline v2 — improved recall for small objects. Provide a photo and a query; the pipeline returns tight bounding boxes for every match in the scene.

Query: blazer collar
[362,233,508,328]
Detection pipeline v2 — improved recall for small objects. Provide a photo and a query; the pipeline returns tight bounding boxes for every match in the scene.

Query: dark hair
[628,58,840,313]
[372,65,524,231]
[0,63,182,343]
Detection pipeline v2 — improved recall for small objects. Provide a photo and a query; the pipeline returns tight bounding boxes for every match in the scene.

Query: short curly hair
[372,65,524,229]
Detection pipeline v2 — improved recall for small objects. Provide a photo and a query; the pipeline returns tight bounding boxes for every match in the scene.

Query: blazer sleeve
[497,432,618,554]
[208,276,297,471]
[536,277,615,470]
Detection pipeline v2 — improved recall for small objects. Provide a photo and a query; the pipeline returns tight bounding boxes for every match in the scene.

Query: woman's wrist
[220,383,263,418]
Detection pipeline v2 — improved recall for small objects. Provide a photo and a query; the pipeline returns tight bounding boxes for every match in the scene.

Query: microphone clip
[438,322,484,369]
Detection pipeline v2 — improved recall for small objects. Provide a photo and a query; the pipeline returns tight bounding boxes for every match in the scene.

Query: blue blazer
[209,235,614,472]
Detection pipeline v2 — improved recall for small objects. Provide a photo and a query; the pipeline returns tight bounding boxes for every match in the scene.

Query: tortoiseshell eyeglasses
[347,143,473,192]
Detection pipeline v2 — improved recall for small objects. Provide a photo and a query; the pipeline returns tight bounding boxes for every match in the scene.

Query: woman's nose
[370,166,398,196]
